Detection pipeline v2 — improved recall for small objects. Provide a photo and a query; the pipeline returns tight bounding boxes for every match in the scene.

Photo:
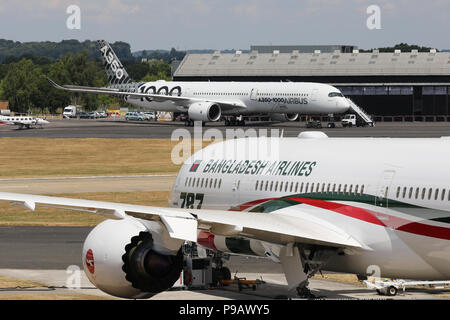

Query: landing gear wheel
[212,267,231,287]
[387,286,398,296]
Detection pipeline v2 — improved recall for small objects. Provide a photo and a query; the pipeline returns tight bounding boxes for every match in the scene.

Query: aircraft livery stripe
[287,197,450,241]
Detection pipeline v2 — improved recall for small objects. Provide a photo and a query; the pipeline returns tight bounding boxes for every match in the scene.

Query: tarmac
[2,118,450,138]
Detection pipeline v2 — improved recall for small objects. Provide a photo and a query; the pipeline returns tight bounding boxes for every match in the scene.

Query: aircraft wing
[47,78,246,111]
[0,192,363,250]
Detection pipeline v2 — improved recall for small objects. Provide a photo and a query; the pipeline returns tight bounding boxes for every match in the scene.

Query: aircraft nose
[336,98,350,113]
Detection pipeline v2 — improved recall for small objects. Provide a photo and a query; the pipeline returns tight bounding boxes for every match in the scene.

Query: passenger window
[311,183,315,193]
[210,179,213,188]
[355,185,359,194]
[260,181,264,191]
[422,188,426,200]
[322,183,326,193]
[343,184,347,194]
[201,178,204,188]
[332,184,336,193]
[428,188,432,200]
[255,180,259,190]
[286,182,289,192]
[295,182,299,192]
[361,185,365,195]
[275,181,279,192]
[415,188,419,199]
[265,181,269,191]
[205,178,208,188]
[402,187,406,198]
[214,179,217,188]
[409,187,413,199]
[435,189,439,200]
[349,185,353,194]
[290,182,294,193]
[300,182,304,193]
[305,183,309,193]
[279,181,283,191]
[442,189,446,201]
[316,183,320,193]
[218,179,222,188]
[338,184,342,193]
[270,181,273,191]
[396,186,400,198]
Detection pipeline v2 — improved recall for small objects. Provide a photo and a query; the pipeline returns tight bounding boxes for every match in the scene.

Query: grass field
[0,138,204,178]
[0,191,171,226]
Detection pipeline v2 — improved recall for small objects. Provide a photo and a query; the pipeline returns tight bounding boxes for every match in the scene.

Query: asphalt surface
[3,118,450,138]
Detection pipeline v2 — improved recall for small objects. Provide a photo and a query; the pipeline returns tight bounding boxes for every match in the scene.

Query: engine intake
[122,231,183,294]
[188,102,221,122]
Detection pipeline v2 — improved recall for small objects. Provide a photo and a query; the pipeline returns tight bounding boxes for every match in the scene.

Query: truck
[62,105,83,119]
[341,113,374,127]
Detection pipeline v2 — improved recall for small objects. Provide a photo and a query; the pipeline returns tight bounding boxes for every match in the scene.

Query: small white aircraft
[0,115,49,129]
[48,40,350,126]
[1,133,449,299]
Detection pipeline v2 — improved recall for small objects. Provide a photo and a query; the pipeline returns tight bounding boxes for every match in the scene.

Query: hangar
[173,46,450,121]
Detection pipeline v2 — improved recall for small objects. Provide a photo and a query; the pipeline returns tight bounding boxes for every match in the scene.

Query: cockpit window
[328,92,343,97]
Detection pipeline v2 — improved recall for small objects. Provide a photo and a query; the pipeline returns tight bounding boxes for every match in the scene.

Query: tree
[1,59,47,113]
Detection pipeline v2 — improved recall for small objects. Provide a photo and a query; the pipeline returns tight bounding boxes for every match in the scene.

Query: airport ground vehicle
[342,113,375,127]
[77,112,91,119]
[125,112,145,121]
[63,105,83,118]
[364,279,450,296]
[143,111,157,121]
[306,119,322,128]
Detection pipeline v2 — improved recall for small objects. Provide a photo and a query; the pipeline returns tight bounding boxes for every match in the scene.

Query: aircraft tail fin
[97,40,131,85]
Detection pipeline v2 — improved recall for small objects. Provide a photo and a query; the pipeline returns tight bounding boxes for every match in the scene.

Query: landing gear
[184,120,206,127]
[280,244,337,299]
[296,280,316,299]
[224,116,245,126]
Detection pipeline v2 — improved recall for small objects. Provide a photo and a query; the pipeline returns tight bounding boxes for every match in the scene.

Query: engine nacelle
[270,113,299,122]
[188,102,221,122]
[82,218,184,299]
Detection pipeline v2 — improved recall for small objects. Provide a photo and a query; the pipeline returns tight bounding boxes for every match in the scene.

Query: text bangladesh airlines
[48,40,349,126]
[1,133,449,299]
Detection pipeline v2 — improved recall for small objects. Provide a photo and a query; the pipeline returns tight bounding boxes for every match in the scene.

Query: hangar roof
[173,49,450,77]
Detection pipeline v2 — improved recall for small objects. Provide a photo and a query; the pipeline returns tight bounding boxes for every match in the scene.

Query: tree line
[0,53,175,114]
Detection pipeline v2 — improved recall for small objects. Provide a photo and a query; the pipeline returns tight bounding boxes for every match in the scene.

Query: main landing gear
[280,244,337,299]
[224,116,245,126]
[184,120,206,127]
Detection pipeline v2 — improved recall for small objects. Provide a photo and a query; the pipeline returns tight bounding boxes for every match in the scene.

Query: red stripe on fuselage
[287,197,450,241]
[228,198,276,212]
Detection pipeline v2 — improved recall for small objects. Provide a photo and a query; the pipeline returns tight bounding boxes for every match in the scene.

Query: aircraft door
[311,88,319,102]
[250,88,258,101]
[375,170,396,207]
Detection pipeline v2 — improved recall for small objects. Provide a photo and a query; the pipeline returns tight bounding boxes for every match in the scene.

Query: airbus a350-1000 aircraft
[0,115,49,129]
[1,132,450,298]
[48,40,349,126]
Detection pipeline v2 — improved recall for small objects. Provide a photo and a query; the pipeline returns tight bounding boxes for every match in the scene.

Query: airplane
[1,132,449,299]
[0,115,49,129]
[47,40,350,127]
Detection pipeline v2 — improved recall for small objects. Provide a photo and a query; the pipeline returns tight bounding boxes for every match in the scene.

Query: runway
[3,119,450,138]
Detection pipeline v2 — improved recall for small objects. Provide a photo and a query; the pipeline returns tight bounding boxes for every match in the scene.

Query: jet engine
[82,218,184,299]
[188,102,221,122]
[270,113,299,122]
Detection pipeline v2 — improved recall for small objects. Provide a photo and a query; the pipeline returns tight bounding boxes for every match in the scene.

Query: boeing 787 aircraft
[48,40,349,126]
[1,133,449,299]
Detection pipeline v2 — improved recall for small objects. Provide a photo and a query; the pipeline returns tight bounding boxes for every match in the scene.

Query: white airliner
[48,40,349,126]
[0,115,49,129]
[1,133,449,299]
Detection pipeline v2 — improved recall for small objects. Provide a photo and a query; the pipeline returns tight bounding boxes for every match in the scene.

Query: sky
[0,0,449,52]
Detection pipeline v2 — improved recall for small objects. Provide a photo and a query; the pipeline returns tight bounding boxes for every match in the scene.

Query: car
[125,112,145,121]
[306,119,322,128]
[78,112,91,119]
[143,111,157,121]
[88,111,100,119]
